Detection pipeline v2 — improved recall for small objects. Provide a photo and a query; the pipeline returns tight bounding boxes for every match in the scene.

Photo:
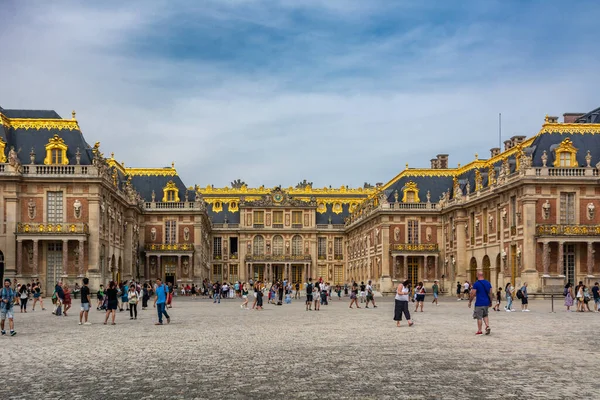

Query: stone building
[1,104,599,294]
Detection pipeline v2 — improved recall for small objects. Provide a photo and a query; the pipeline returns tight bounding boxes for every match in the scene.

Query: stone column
[87,197,100,273]
[157,255,162,280]
[62,239,69,276]
[32,239,39,277]
[434,255,439,279]
[454,212,468,280]
[557,241,564,275]
[78,239,85,277]
[403,255,408,280]
[177,255,182,282]
[145,254,150,280]
[587,241,594,276]
[542,241,550,276]
[16,240,23,276]
[521,198,537,272]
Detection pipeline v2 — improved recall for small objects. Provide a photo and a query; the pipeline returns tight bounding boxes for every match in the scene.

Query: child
[493,288,502,311]
[97,285,105,310]
[313,286,320,311]
[285,292,292,304]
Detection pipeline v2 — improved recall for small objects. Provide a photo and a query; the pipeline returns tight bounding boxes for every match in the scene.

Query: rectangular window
[559,152,571,167]
[334,237,343,259]
[51,149,62,164]
[229,237,238,257]
[318,237,327,259]
[408,220,419,244]
[253,211,264,228]
[560,192,576,224]
[229,265,238,282]
[165,220,176,244]
[213,237,222,258]
[292,211,302,228]
[46,191,64,223]
[273,211,283,228]
[167,191,175,202]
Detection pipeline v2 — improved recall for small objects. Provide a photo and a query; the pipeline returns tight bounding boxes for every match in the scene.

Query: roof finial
[544,114,549,123]
[405,163,409,170]
[110,152,114,159]
[171,161,175,169]
[475,153,478,160]
[72,110,76,120]
[458,163,461,168]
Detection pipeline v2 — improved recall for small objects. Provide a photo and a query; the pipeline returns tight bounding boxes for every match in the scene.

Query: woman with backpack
[19,284,29,313]
[504,282,514,312]
[564,282,574,312]
[414,282,426,312]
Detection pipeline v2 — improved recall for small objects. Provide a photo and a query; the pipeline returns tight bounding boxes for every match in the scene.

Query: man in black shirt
[79,278,91,325]
[53,281,65,315]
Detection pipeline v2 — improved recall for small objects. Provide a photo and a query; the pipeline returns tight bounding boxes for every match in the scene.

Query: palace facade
[1,104,599,294]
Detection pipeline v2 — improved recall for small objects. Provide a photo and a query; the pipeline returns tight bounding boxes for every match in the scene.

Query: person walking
[213,281,221,304]
[359,281,366,304]
[393,280,413,328]
[504,282,515,312]
[255,281,264,311]
[564,282,574,312]
[241,283,249,309]
[313,283,321,311]
[431,280,439,306]
[365,280,377,308]
[414,282,425,312]
[19,284,29,313]
[154,278,170,325]
[103,281,119,325]
[456,281,462,301]
[519,282,530,312]
[305,279,314,311]
[31,283,45,311]
[1,279,17,336]
[295,282,300,299]
[492,287,502,312]
[96,284,105,311]
[592,282,600,312]
[142,283,150,310]
[79,278,92,325]
[53,281,65,316]
[349,281,360,309]
[128,285,139,320]
[62,284,72,316]
[468,272,493,335]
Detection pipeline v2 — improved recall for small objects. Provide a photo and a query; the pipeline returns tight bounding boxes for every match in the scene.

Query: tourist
[313,282,321,311]
[305,279,314,311]
[575,281,584,312]
[31,283,45,311]
[393,280,413,328]
[96,284,105,310]
[278,281,285,306]
[15,283,21,307]
[53,281,65,316]
[344,283,348,297]
[504,282,515,312]
[492,287,502,312]
[365,280,377,308]
[234,281,240,298]
[592,282,599,312]
[153,278,170,325]
[349,281,360,309]
[456,281,462,301]
[142,283,150,310]
[295,282,300,299]
[414,282,425,312]
[128,284,139,320]
[104,281,119,325]
[359,281,366,304]
[564,282,574,312]
[19,283,29,313]
[468,271,493,335]
[62,284,72,316]
[319,282,328,306]
[79,277,92,325]
[1,279,17,336]
[120,282,129,312]
[255,281,264,311]
[431,280,439,306]
[336,285,342,300]
[583,285,593,312]
[463,281,471,300]
[519,282,530,312]
[241,283,249,309]
[213,281,221,304]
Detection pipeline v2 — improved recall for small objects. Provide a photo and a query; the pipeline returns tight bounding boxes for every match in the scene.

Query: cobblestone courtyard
[2,295,598,399]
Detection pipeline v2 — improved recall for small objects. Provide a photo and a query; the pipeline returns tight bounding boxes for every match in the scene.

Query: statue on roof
[363,182,373,189]
[295,179,313,189]
[230,179,246,189]
[8,146,22,173]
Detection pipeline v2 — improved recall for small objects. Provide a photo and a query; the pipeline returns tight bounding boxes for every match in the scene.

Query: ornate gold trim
[0,137,6,163]
[553,137,578,167]
[126,167,177,177]
[539,122,600,135]
[107,154,126,175]
[162,180,180,202]
[402,181,420,203]
[43,134,69,165]
[0,112,80,131]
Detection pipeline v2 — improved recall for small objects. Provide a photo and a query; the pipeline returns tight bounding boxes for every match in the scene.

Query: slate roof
[383,175,455,203]
[130,174,195,203]
[1,109,62,119]
[207,204,241,224]
[575,107,600,123]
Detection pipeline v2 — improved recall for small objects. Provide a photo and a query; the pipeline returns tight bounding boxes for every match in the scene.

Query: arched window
[292,235,303,256]
[272,235,284,256]
[253,235,264,256]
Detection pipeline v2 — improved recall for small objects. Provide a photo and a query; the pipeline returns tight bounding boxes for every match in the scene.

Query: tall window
[560,192,576,224]
[559,152,571,167]
[253,235,264,256]
[51,149,63,164]
[253,211,264,228]
[273,211,283,228]
[292,211,302,227]
[213,237,222,258]
[318,237,327,259]
[229,265,238,282]
[292,235,303,256]
[510,196,517,227]
[272,235,284,255]
[46,191,63,223]
[167,191,176,202]
[408,220,419,244]
[334,237,343,259]
[165,220,176,244]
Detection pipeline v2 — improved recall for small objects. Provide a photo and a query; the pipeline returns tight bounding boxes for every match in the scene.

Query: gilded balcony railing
[536,224,600,236]
[144,243,195,251]
[245,254,312,262]
[16,222,89,234]
[390,243,439,252]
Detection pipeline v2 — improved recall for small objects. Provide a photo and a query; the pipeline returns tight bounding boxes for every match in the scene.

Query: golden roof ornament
[72,110,76,120]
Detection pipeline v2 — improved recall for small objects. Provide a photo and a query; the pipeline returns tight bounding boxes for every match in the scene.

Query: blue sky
[1,0,599,188]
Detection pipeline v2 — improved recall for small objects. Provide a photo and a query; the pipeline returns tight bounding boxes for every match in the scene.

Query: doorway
[46,242,63,294]
[165,273,175,286]
[482,255,491,282]
[273,264,284,282]
[291,265,303,284]
[407,257,419,287]
[469,257,477,283]
[563,244,575,285]
[510,245,517,285]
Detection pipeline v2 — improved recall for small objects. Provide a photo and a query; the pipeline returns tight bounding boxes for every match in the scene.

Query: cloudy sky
[1,0,599,188]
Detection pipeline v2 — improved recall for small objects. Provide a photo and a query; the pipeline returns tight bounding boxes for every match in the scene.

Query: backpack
[516,289,523,299]
[306,283,313,294]
[563,287,568,296]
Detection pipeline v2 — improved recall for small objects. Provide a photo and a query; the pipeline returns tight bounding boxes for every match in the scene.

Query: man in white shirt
[365,280,377,308]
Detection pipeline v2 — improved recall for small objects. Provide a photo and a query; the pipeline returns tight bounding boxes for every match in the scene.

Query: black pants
[394,300,411,321]
[20,298,28,311]
[142,295,149,308]
[129,303,137,318]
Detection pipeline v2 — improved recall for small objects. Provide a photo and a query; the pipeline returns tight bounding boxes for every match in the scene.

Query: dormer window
[44,134,69,165]
[402,181,420,203]
[553,138,577,168]
[162,180,180,202]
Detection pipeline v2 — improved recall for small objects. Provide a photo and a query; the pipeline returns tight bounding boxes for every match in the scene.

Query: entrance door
[482,255,491,282]
[253,264,264,281]
[46,242,63,294]
[165,273,175,286]
[273,264,283,282]
[291,265,303,284]
[563,244,575,285]
[407,257,419,287]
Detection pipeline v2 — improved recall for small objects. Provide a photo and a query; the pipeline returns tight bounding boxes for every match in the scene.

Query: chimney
[511,135,526,147]
[431,158,438,169]
[436,154,449,169]
[490,147,501,158]
[504,139,512,151]
[563,113,585,123]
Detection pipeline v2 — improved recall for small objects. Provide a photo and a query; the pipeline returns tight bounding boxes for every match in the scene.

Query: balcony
[292,223,303,229]
[245,254,312,262]
[144,202,203,211]
[16,222,89,235]
[390,243,439,253]
[272,223,284,228]
[316,224,346,230]
[144,243,195,252]
[536,224,600,237]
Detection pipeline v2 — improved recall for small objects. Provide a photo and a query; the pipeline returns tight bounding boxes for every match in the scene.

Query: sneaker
[10,331,16,336]
[506,309,511,312]
[1,330,5,335]
[155,322,163,325]
[485,326,491,335]
[84,322,92,325]
[78,322,82,325]
[166,317,170,324]
[524,309,530,312]
[475,331,483,335]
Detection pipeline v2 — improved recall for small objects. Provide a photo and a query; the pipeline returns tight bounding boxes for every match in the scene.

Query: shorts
[595,298,600,304]
[81,303,90,312]
[97,295,104,301]
[33,293,41,299]
[350,293,357,299]
[360,291,366,297]
[242,295,248,299]
[107,301,118,311]
[416,294,425,302]
[306,295,313,303]
[1,306,15,320]
[366,294,373,301]
[433,293,438,299]
[521,297,528,305]
[473,306,489,320]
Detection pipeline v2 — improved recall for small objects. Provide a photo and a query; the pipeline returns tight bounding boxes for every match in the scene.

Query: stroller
[99,296,108,311]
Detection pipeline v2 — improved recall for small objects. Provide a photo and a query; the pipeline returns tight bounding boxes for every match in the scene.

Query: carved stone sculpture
[151,190,156,202]
[426,227,432,242]
[587,202,595,220]
[8,146,22,173]
[394,227,400,241]
[73,199,82,219]
[184,227,190,241]
[586,150,592,167]
[541,150,548,167]
[374,228,380,245]
[28,198,36,220]
[150,227,157,242]
[542,200,551,220]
